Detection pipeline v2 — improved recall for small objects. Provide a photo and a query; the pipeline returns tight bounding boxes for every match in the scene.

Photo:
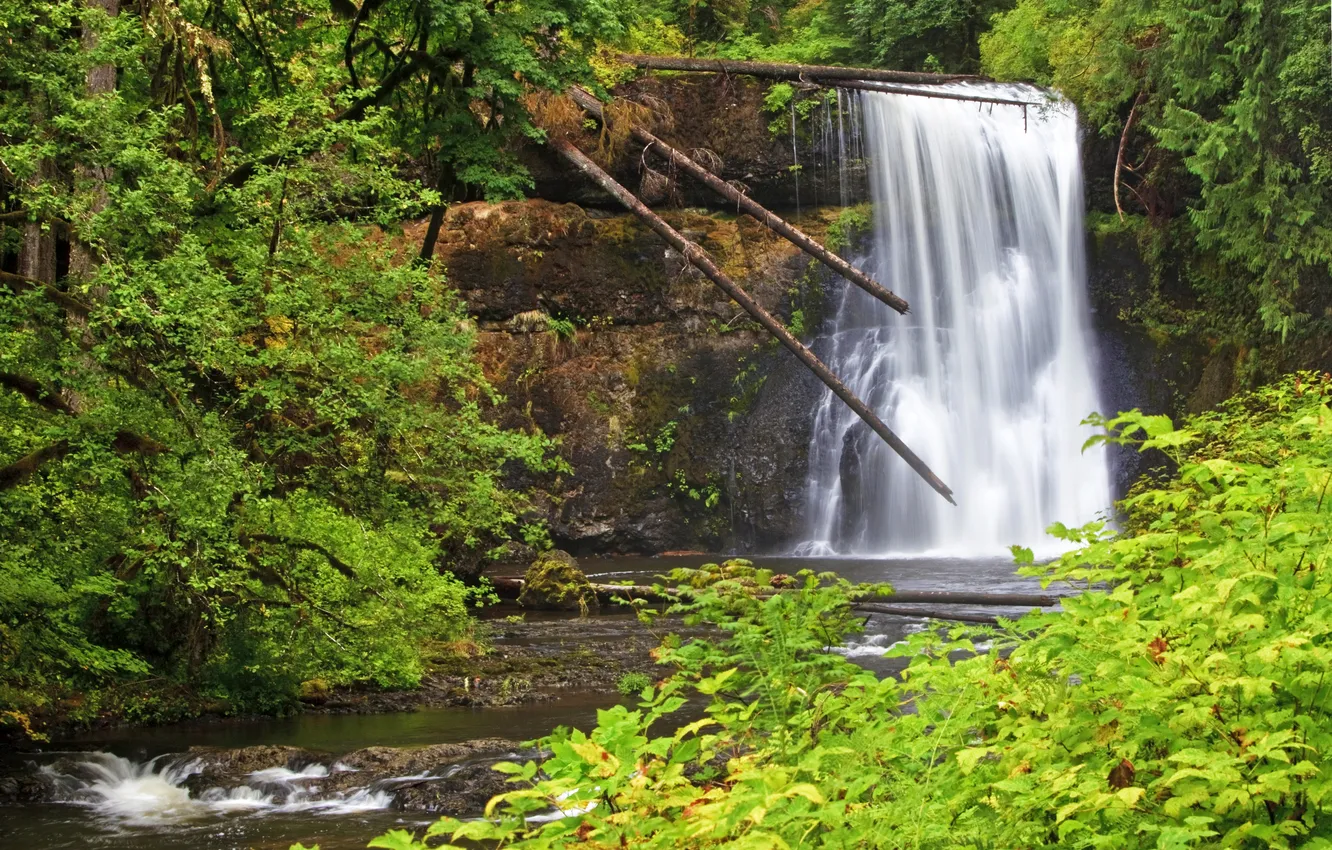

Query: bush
[388,373,1332,849]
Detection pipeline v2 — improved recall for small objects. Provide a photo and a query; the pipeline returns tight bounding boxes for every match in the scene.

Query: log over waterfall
[548,138,955,504]
[617,54,977,86]
[567,86,909,314]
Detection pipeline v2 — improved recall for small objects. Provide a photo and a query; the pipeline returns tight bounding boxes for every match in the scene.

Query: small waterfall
[35,752,396,824]
[799,85,1112,557]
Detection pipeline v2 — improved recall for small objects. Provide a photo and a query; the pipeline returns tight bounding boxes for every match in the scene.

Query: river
[0,553,1049,850]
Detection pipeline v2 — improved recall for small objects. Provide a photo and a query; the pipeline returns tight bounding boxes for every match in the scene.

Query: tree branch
[241,532,358,580]
[0,372,77,415]
[0,270,93,316]
[0,440,71,490]
[0,430,166,491]
[1115,91,1148,221]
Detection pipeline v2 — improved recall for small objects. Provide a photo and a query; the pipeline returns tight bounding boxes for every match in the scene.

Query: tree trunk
[823,79,1037,108]
[19,200,56,284]
[618,54,978,86]
[69,0,119,281]
[549,138,955,504]
[568,87,908,314]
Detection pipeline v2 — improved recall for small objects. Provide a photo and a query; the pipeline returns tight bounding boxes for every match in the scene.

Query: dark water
[1,554,1047,850]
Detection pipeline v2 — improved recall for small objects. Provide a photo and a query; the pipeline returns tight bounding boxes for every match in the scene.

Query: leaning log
[549,139,954,504]
[567,87,908,314]
[821,79,1038,108]
[618,54,977,86]
[490,577,1058,608]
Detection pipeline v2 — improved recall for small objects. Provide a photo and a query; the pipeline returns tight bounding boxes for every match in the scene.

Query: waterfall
[798,85,1112,557]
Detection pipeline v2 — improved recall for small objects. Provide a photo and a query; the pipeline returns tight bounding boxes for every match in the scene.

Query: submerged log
[618,54,976,86]
[490,577,1059,608]
[567,87,908,314]
[549,138,955,504]
[822,79,1038,108]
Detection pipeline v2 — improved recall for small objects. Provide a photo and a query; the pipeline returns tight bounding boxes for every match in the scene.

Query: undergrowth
[365,372,1332,848]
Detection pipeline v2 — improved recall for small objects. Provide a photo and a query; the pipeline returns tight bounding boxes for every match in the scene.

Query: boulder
[517,550,598,613]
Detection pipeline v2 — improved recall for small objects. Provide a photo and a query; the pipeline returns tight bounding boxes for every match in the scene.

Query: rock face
[370,199,838,556]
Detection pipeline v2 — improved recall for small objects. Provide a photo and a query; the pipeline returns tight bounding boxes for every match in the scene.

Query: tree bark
[568,87,908,314]
[550,139,955,504]
[822,79,1038,108]
[618,54,977,86]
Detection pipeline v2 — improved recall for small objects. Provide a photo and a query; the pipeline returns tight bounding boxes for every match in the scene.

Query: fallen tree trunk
[490,577,1058,608]
[568,87,908,314]
[550,138,955,504]
[854,604,1000,624]
[618,54,977,86]
[821,79,1038,108]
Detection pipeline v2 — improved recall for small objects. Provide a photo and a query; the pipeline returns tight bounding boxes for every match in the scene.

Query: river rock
[389,759,513,813]
[517,550,598,613]
[181,744,324,796]
[330,738,518,780]
[0,770,55,803]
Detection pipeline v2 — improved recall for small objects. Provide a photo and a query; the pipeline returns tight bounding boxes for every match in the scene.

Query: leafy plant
[615,671,652,696]
[377,373,1332,849]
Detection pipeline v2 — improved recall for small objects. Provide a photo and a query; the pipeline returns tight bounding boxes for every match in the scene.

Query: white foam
[37,752,399,824]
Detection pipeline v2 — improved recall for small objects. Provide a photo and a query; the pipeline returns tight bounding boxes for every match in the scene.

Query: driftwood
[618,54,975,86]
[821,79,1038,108]
[567,87,908,314]
[490,577,1058,609]
[550,139,954,504]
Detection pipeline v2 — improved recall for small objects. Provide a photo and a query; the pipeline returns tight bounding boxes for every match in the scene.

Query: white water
[36,753,396,825]
[799,85,1112,558]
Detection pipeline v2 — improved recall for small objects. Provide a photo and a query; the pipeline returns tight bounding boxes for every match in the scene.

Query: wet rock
[0,771,55,803]
[181,745,323,797]
[332,738,517,778]
[390,759,513,814]
[518,550,598,613]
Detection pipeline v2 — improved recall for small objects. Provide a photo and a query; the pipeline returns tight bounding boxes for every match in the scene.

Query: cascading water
[798,85,1112,557]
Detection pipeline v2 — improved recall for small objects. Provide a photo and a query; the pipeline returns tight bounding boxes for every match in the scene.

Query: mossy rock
[518,550,599,614]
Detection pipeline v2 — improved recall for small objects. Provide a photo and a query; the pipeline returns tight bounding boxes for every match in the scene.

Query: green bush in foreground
[368,372,1332,849]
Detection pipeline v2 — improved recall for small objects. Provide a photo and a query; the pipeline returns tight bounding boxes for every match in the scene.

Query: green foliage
[0,0,621,729]
[378,373,1332,848]
[615,671,652,696]
[982,0,1332,345]
[546,315,578,341]
[825,202,873,253]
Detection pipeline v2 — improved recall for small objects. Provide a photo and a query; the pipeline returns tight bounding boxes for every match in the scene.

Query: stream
[0,554,1049,850]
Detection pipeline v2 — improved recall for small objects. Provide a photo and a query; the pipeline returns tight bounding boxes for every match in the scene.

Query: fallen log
[820,79,1038,108]
[854,605,1000,625]
[567,87,908,315]
[490,577,1059,608]
[549,138,955,504]
[856,590,1059,606]
[618,54,977,86]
